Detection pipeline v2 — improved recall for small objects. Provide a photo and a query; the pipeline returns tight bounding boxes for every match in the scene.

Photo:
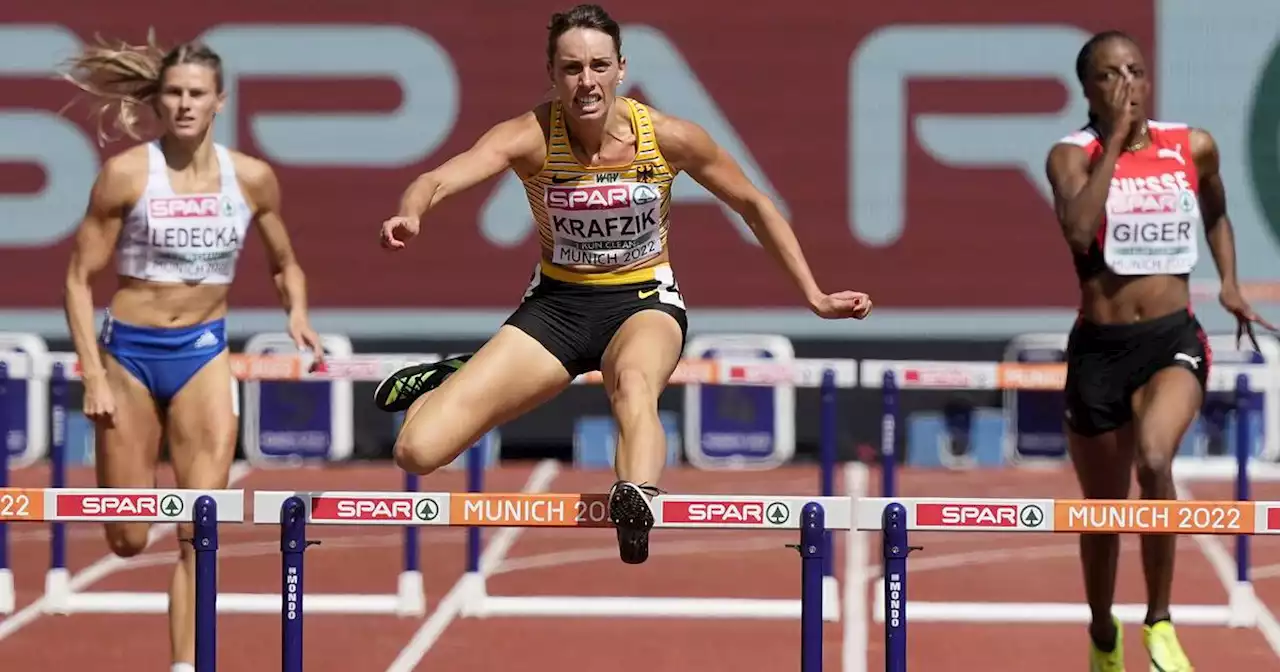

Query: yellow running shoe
[1090,616,1126,672]
[1142,620,1194,671]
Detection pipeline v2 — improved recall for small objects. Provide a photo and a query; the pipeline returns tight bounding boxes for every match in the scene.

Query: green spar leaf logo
[414,498,439,521]
[1249,37,1280,246]
[766,502,790,525]
[160,495,184,518]
[1019,504,1044,528]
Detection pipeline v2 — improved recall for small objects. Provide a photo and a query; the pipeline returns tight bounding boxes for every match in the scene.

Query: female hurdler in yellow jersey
[374,4,872,564]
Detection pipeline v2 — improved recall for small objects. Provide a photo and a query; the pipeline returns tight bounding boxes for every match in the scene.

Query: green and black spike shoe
[372,354,474,413]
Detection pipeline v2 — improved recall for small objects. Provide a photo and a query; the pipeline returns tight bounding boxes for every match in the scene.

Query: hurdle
[259,350,855,622]
[0,345,856,621]
[0,485,242,672]
[862,354,1269,627]
[856,495,1280,671]
[449,359,854,622]
[0,349,431,617]
[254,489,849,672]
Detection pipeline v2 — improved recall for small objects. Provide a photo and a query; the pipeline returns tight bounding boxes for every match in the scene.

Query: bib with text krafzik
[545,182,664,268]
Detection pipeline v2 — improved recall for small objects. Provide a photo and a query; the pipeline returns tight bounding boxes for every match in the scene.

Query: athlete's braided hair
[59,29,224,145]
[1075,30,1136,128]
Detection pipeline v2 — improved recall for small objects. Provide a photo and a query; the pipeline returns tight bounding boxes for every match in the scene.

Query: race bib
[1103,184,1201,276]
[545,182,663,268]
[144,195,245,280]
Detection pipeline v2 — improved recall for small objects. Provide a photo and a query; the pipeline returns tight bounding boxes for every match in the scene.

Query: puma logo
[1157,144,1186,166]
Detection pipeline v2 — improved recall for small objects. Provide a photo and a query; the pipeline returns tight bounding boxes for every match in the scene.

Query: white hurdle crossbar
[0,348,431,617]
[858,347,1276,628]
[252,487,857,624]
[0,346,857,622]
[462,356,855,622]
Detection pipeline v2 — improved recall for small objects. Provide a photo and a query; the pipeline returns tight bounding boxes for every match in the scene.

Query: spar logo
[148,196,222,219]
[545,184,658,210]
[915,502,1024,528]
[310,496,437,522]
[663,500,767,525]
[57,492,184,518]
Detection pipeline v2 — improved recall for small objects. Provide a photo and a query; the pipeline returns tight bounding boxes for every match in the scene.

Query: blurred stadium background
[4,2,1280,669]
[7,1,1279,469]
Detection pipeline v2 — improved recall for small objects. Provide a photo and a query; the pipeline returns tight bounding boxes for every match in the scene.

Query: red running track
[0,462,1278,670]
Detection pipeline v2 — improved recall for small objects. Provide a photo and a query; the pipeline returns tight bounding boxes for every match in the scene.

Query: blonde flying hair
[59,29,223,145]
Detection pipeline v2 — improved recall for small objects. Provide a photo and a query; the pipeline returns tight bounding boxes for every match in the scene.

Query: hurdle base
[0,569,13,614]
[471,595,840,621]
[43,567,71,614]
[1229,580,1259,627]
[870,600,1238,627]
[45,591,424,615]
[396,570,426,616]
[823,575,840,621]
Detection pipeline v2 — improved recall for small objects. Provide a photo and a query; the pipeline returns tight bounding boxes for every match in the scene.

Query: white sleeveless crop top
[115,142,253,285]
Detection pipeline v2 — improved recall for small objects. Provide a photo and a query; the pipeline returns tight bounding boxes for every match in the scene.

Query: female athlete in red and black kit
[1047,30,1275,672]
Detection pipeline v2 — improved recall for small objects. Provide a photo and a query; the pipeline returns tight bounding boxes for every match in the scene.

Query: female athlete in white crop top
[59,33,322,672]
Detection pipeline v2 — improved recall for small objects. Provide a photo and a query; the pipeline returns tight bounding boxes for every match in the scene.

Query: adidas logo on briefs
[193,330,219,349]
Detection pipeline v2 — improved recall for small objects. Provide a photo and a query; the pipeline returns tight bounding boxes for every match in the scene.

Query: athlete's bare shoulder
[480,105,550,178]
[1188,127,1220,175]
[93,143,148,209]
[1045,130,1097,192]
[228,149,280,213]
[646,106,715,173]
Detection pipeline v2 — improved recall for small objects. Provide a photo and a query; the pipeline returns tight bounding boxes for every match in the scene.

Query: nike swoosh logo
[550,174,579,184]
[637,288,659,299]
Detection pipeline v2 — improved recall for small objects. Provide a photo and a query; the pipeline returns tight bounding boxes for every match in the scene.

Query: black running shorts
[1063,308,1211,437]
[503,263,689,377]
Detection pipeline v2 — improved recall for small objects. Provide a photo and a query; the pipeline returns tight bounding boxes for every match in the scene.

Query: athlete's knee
[1134,435,1176,492]
[393,437,449,475]
[393,405,464,475]
[609,368,658,419]
[104,523,150,558]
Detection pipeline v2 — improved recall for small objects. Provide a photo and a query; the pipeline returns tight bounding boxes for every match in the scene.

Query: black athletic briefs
[504,264,689,377]
[1063,308,1211,437]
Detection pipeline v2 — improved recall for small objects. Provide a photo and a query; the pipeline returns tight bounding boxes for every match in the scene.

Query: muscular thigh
[95,347,164,489]
[601,309,685,399]
[1067,424,1136,500]
[1131,366,1203,455]
[94,349,165,549]
[165,350,238,490]
[402,325,574,455]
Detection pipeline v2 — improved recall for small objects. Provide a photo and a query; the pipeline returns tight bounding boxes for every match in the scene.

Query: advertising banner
[2,1,1278,337]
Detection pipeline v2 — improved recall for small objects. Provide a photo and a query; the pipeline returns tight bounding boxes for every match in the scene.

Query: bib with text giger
[1102,128,1203,276]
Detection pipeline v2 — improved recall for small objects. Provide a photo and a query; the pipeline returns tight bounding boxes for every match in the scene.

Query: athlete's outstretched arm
[1193,127,1276,338]
[653,112,868,319]
[401,114,545,215]
[382,112,545,250]
[241,156,323,359]
[63,156,132,386]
